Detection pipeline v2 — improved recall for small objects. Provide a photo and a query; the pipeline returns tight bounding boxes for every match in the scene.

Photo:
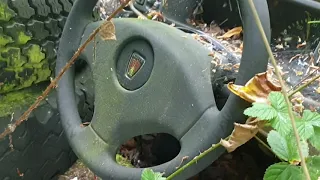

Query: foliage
[245,92,320,179]
[141,169,166,180]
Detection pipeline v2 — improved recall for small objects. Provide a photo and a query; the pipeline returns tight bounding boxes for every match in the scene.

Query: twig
[247,1,311,179]
[288,73,320,98]
[289,68,318,91]
[166,136,230,180]
[254,135,283,161]
[0,0,132,140]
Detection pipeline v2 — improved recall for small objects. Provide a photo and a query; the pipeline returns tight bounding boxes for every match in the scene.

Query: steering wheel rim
[56,0,271,179]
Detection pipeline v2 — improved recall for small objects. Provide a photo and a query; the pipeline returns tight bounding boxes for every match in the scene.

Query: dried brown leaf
[218,26,242,39]
[99,21,116,41]
[220,118,266,152]
[227,72,282,103]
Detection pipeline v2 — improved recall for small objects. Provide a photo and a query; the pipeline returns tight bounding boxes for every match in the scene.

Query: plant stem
[247,1,311,180]
[166,136,229,180]
[254,135,283,161]
[0,0,132,140]
[308,21,320,24]
[289,73,320,98]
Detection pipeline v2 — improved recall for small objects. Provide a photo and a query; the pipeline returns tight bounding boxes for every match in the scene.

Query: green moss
[0,34,13,46]
[26,45,45,63]
[17,31,31,45]
[116,154,134,168]
[35,64,51,83]
[0,87,41,117]
[0,1,15,21]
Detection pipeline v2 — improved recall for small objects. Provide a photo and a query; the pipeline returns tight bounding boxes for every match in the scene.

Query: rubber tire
[0,69,94,180]
[0,0,98,94]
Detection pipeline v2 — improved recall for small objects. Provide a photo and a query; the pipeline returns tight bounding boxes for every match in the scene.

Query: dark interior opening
[117,133,181,168]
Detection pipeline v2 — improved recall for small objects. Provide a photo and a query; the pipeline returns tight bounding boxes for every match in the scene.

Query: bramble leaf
[301,110,320,127]
[268,92,293,135]
[244,103,277,120]
[285,134,309,164]
[267,130,289,161]
[263,162,303,180]
[306,156,320,180]
[267,130,308,163]
[309,127,320,151]
[269,92,287,111]
[141,169,166,180]
[296,110,320,140]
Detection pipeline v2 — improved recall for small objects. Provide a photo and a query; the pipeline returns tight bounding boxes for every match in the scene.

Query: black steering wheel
[56,0,271,179]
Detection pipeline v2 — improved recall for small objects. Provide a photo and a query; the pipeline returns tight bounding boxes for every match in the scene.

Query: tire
[0,0,97,94]
[0,66,94,180]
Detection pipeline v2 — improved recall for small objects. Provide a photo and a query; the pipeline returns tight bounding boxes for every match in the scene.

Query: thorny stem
[248,1,311,179]
[289,73,320,98]
[166,136,230,180]
[253,135,283,162]
[0,0,132,140]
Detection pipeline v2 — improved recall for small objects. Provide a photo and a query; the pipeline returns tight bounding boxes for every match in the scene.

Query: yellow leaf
[99,21,116,41]
[218,26,242,39]
[220,118,266,152]
[227,72,282,103]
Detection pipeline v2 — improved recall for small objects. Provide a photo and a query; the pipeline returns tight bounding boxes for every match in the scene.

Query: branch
[288,73,320,98]
[247,0,311,179]
[0,0,132,140]
[166,136,229,180]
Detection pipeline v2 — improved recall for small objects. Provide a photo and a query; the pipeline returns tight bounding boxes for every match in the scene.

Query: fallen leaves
[221,72,283,152]
[227,72,282,104]
[99,21,116,41]
[220,118,266,152]
[218,26,242,40]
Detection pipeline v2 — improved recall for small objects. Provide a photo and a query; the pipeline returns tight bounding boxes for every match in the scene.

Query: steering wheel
[56,0,271,179]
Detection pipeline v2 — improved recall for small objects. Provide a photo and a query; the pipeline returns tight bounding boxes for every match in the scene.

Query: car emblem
[126,52,145,79]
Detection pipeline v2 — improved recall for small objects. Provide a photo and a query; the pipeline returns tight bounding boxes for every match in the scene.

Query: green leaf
[268,92,292,135]
[301,110,320,127]
[306,156,320,180]
[263,162,303,180]
[269,112,292,136]
[269,92,288,111]
[141,168,166,180]
[244,103,277,120]
[285,134,309,163]
[267,130,290,161]
[296,118,315,140]
[296,110,320,140]
[309,127,320,151]
[267,130,309,163]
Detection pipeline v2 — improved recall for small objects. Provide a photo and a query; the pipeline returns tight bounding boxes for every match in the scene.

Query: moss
[0,87,41,117]
[26,44,45,63]
[116,154,134,168]
[0,34,13,46]
[17,31,31,45]
[0,1,15,21]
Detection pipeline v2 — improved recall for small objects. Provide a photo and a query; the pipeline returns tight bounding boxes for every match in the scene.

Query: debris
[99,21,116,41]
[217,27,242,40]
[220,118,266,153]
[227,72,282,103]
